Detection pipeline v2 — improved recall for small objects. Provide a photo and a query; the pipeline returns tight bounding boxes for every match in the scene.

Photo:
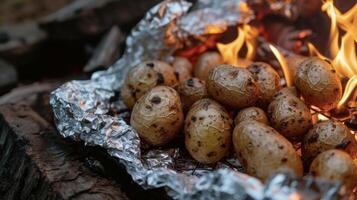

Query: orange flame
[216,24,258,66]
[308,0,357,108]
[269,45,293,87]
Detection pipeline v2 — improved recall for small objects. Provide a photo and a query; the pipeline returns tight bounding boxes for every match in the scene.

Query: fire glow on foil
[50,0,344,199]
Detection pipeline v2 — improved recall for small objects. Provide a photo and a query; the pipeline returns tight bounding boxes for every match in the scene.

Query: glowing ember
[269,45,293,87]
[308,0,357,108]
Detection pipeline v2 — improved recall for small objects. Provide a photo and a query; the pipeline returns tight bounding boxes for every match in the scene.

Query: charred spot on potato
[146,62,155,68]
[186,78,194,87]
[174,72,180,80]
[197,141,202,147]
[206,151,217,157]
[281,158,288,163]
[191,116,197,122]
[150,96,162,104]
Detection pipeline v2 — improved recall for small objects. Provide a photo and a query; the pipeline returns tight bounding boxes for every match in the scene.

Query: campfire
[3,0,356,199]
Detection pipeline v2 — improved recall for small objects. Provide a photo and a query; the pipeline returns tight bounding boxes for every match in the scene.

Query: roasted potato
[177,78,208,111]
[233,120,303,180]
[185,99,232,164]
[295,57,342,110]
[234,107,269,125]
[247,62,281,106]
[121,60,178,108]
[130,86,184,146]
[302,120,356,165]
[194,52,223,81]
[172,57,192,82]
[310,149,357,189]
[268,89,312,139]
[207,65,260,109]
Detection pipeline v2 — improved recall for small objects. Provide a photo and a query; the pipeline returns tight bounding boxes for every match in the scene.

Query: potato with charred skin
[172,57,192,82]
[234,107,269,125]
[295,57,342,111]
[185,99,232,164]
[177,78,208,111]
[247,62,281,107]
[233,120,303,180]
[194,52,223,81]
[268,89,312,139]
[207,65,260,109]
[309,149,357,189]
[121,60,178,108]
[130,86,184,146]
[302,120,356,165]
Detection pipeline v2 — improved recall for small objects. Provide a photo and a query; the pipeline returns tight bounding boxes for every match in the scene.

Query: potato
[121,60,178,108]
[285,54,306,83]
[302,120,356,165]
[268,89,312,139]
[185,99,232,164]
[207,65,260,109]
[247,62,281,106]
[194,52,223,81]
[233,120,303,180]
[130,86,184,146]
[295,57,342,111]
[272,86,298,100]
[309,149,357,189]
[234,107,269,125]
[172,57,192,82]
[177,78,208,111]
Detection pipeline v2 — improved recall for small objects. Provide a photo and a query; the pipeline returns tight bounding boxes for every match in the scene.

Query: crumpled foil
[50,0,344,199]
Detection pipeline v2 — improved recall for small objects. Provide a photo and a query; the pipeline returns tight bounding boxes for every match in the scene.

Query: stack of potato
[121,52,357,190]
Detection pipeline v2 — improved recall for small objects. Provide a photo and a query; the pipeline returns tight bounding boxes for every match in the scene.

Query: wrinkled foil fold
[50,0,343,199]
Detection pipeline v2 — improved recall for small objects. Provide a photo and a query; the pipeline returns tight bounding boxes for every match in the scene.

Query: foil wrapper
[50,0,344,199]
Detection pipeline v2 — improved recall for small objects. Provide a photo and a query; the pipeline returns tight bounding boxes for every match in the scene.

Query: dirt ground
[0,0,74,25]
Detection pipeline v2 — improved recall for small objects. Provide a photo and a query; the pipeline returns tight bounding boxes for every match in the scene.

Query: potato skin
[233,120,303,180]
[130,86,184,146]
[234,107,269,125]
[177,78,208,111]
[309,149,357,189]
[194,52,223,81]
[295,57,342,110]
[121,60,178,108]
[248,62,281,106]
[268,89,312,139]
[207,65,260,109]
[302,120,356,165]
[185,99,232,164]
[172,57,192,82]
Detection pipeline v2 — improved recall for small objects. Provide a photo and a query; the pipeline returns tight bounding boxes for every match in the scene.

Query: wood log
[0,105,129,200]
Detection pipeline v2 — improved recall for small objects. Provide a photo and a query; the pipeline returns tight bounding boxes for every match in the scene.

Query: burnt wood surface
[0,105,129,200]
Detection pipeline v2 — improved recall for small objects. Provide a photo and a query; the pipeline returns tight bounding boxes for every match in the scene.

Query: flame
[317,114,329,121]
[308,0,357,108]
[269,45,293,87]
[216,24,258,66]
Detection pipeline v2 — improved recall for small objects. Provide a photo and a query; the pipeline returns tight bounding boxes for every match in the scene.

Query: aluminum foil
[50,0,344,199]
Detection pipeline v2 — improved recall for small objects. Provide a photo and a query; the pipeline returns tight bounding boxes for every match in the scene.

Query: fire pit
[48,0,356,199]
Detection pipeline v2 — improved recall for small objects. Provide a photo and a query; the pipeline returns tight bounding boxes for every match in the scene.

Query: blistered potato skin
[233,121,303,180]
[172,57,192,82]
[234,107,269,125]
[194,52,223,81]
[177,78,208,111]
[207,65,260,109]
[130,86,184,146]
[121,60,178,108]
[295,57,342,111]
[302,120,356,165]
[248,62,281,106]
[310,149,357,189]
[268,90,312,139]
[185,99,232,164]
